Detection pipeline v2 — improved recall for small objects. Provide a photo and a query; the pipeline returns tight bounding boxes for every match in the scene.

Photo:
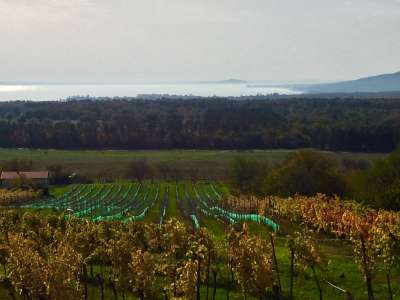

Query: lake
[0,83,300,101]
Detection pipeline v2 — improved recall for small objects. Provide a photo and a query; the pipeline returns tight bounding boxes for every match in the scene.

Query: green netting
[194,185,279,232]
[93,212,123,222]
[62,184,156,223]
[90,185,138,219]
[63,186,157,223]
[121,184,160,224]
[190,214,200,229]
[26,183,279,232]
[123,207,149,223]
[73,185,116,218]
[24,185,88,209]
[212,207,279,232]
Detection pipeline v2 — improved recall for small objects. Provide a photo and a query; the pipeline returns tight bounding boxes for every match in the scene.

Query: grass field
[0,148,387,180]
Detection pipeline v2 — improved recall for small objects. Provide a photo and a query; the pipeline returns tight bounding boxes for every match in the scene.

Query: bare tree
[188,167,200,183]
[126,160,150,182]
[157,163,171,181]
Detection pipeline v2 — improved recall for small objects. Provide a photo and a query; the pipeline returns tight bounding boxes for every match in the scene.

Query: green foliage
[264,150,346,197]
[228,157,268,195]
[349,146,400,210]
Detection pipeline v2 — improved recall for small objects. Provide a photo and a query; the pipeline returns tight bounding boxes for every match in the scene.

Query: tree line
[228,147,400,210]
[0,97,399,151]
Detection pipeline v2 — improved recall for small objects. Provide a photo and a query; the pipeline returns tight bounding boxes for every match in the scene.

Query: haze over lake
[0,83,300,101]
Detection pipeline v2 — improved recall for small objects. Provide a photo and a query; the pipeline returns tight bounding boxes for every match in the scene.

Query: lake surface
[0,83,300,101]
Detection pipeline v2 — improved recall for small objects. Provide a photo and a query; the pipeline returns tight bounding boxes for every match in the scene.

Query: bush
[228,157,268,195]
[264,150,346,197]
[349,146,400,210]
[126,160,152,182]
[47,164,71,185]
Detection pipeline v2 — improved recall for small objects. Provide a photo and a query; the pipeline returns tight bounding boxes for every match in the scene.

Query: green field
[0,148,386,180]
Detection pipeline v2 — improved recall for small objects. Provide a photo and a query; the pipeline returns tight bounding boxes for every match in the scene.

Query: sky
[0,0,399,82]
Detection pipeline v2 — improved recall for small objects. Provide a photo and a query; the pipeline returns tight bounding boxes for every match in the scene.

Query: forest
[0,96,399,151]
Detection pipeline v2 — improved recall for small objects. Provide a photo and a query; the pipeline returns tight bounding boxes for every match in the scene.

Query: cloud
[0,0,399,81]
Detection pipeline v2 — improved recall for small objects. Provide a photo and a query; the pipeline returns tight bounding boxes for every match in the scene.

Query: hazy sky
[1,0,399,82]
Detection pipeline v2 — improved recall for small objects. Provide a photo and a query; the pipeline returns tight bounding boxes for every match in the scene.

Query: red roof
[1,171,49,180]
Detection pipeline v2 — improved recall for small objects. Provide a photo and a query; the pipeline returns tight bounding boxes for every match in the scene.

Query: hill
[197,78,247,84]
[304,71,400,93]
[216,78,247,84]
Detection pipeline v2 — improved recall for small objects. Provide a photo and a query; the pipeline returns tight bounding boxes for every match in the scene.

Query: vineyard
[0,189,41,206]
[24,182,279,232]
[0,183,399,299]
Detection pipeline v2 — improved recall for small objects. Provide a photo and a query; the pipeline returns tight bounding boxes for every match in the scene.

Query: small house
[0,171,49,188]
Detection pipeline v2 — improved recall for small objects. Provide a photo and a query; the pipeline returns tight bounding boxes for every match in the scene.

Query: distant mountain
[197,78,247,84]
[304,71,400,93]
[217,78,247,84]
